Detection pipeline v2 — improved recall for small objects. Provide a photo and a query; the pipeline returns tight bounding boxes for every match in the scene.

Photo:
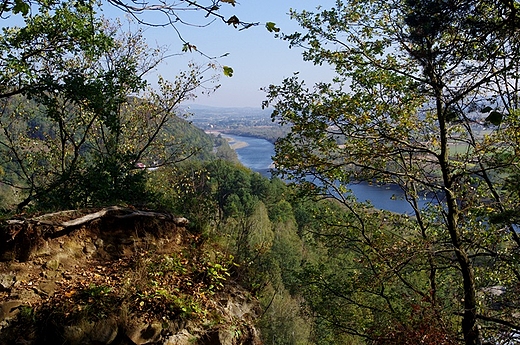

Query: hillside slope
[0,207,260,345]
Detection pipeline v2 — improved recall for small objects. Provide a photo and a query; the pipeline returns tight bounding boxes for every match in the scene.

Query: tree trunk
[437,96,482,345]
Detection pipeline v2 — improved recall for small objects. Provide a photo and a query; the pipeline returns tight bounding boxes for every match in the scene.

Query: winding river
[221,133,431,214]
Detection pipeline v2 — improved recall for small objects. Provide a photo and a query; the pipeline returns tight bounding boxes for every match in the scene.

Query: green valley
[1,1,520,345]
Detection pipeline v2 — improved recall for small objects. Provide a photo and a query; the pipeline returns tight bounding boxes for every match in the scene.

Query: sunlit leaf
[266,22,280,33]
[223,66,233,77]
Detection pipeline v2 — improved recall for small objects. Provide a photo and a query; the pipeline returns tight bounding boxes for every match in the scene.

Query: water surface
[221,133,432,214]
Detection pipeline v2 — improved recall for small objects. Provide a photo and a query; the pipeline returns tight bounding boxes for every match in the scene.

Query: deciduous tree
[0,3,218,210]
[264,1,520,344]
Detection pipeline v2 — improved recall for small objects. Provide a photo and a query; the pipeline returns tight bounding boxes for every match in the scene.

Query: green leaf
[182,43,197,52]
[266,22,280,33]
[485,111,503,125]
[223,66,234,77]
[13,0,30,15]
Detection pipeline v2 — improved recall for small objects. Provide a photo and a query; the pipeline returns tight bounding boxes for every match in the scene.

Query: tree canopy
[0,0,274,57]
[264,0,520,344]
[0,0,223,210]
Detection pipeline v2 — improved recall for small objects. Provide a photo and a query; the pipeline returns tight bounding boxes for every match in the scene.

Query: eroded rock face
[0,209,262,345]
[164,329,193,345]
[0,274,15,292]
[126,321,163,345]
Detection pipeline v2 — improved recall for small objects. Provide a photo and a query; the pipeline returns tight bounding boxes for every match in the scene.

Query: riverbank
[205,131,250,149]
[207,133,437,213]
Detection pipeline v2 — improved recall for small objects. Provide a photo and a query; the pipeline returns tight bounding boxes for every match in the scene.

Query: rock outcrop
[0,207,261,345]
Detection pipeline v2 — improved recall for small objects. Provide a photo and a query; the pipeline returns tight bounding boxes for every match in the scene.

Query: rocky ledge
[0,207,261,345]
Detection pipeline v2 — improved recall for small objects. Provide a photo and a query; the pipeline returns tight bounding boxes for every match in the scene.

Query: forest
[1,1,520,345]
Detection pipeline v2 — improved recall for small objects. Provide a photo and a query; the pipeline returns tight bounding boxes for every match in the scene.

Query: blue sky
[105,1,338,108]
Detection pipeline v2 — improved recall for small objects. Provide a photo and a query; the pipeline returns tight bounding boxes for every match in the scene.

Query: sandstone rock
[91,317,118,344]
[174,217,189,227]
[226,299,251,320]
[38,280,56,297]
[164,329,195,345]
[218,329,235,345]
[0,300,22,323]
[44,259,60,270]
[126,321,162,345]
[32,241,52,257]
[63,318,119,345]
[62,238,81,249]
[83,242,97,255]
[0,211,262,345]
[0,274,15,292]
[95,238,104,248]
[63,322,93,345]
[44,270,62,279]
[9,287,40,303]
[60,254,77,269]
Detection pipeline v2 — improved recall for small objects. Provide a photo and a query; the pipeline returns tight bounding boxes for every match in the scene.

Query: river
[220,133,431,214]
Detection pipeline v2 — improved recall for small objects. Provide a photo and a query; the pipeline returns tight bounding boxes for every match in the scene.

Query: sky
[104,1,339,108]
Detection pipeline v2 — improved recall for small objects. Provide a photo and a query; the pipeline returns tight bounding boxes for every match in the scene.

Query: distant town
[184,105,289,143]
